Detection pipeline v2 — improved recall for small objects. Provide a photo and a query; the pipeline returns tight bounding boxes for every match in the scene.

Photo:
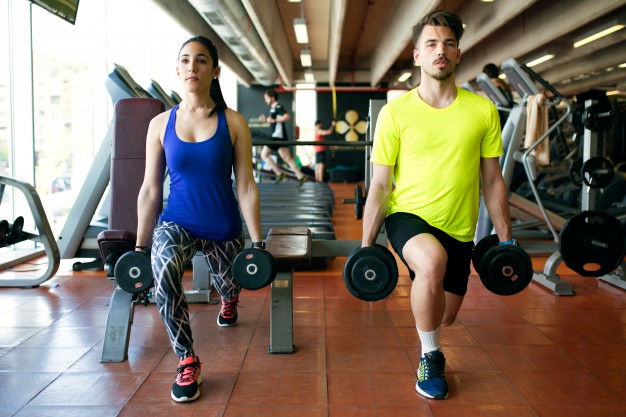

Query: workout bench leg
[101,287,135,362]
[269,270,295,354]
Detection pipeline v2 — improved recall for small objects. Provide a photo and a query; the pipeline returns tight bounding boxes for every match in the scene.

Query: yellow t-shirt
[371,87,503,242]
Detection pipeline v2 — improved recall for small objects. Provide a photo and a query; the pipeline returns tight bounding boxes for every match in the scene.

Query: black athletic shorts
[267,137,288,151]
[385,212,475,296]
[315,151,326,164]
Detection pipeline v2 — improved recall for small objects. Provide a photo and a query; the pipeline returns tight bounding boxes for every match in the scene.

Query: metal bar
[101,287,136,362]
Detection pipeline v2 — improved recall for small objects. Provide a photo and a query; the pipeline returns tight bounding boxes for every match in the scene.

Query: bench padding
[266,227,311,271]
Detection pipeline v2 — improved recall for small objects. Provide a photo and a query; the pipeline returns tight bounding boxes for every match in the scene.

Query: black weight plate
[232,248,276,290]
[114,251,153,293]
[343,245,398,301]
[560,211,626,277]
[581,157,614,189]
[11,216,24,238]
[0,220,8,241]
[355,185,364,220]
[569,158,583,187]
[480,245,533,296]
[472,234,499,277]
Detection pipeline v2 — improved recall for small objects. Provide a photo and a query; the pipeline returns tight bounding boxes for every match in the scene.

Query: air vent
[203,11,225,26]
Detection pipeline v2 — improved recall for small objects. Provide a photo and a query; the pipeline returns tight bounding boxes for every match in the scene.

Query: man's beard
[424,67,454,81]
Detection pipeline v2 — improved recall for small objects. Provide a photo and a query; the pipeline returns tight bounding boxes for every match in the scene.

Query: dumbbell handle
[342,198,356,204]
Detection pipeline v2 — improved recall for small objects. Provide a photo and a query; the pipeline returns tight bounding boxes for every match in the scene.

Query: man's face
[264,94,272,106]
[413,25,461,81]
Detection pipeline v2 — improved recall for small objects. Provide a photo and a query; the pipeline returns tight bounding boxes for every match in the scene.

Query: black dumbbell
[582,102,613,132]
[232,248,277,290]
[343,244,398,301]
[0,220,9,245]
[341,185,366,219]
[114,250,153,293]
[0,216,25,246]
[472,235,533,296]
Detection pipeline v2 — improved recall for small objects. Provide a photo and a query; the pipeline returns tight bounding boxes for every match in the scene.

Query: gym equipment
[582,102,614,132]
[560,211,626,277]
[114,250,153,293]
[0,176,60,288]
[581,157,614,189]
[569,158,583,187]
[0,220,9,243]
[342,244,398,301]
[342,184,366,219]
[472,235,533,296]
[232,248,277,290]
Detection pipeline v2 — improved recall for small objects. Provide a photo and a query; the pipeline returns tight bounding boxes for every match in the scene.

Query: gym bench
[264,227,312,353]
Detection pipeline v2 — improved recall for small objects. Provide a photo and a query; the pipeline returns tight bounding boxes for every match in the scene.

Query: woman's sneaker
[416,350,448,400]
[217,297,238,327]
[171,356,202,402]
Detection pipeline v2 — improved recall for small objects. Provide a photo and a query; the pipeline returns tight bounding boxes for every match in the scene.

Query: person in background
[313,119,335,182]
[361,10,513,400]
[483,62,514,107]
[259,89,306,185]
[135,35,264,403]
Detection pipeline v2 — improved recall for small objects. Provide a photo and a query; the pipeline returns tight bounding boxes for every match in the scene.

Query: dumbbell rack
[533,99,623,294]
[0,175,60,287]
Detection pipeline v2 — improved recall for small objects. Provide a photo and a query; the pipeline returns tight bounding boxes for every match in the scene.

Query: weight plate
[472,234,499,277]
[232,248,276,290]
[114,251,153,293]
[569,158,583,187]
[355,185,364,220]
[0,220,8,241]
[480,245,533,296]
[560,211,626,277]
[581,157,614,189]
[11,216,24,238]
[343,244,398,301]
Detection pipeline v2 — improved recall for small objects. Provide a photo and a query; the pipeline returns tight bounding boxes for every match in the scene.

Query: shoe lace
[420,355,445,380]
[176,360,200,384]
[220,299,238,319]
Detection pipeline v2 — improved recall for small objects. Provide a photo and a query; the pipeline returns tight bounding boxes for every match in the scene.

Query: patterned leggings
[151,221,245,358]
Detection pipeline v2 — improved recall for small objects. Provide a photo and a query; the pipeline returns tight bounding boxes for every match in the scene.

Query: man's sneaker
[297,176,307,187]
[416,350,448,400]
[217,297,238,327]
[273,173,286,184]
[171,356,202,402]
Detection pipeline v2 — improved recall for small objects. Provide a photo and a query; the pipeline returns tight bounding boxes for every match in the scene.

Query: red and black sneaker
[171,356,202,402]
[217,297,238,327]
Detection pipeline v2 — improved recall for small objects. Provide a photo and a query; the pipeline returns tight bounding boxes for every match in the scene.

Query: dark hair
[412,10,464,47]
[315,120,322,125]
[265,89,278,100]
[482,63,500,78]
[179,35,227,117]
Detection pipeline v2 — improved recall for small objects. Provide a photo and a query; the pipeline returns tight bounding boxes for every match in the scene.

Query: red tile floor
[1,182,626,416]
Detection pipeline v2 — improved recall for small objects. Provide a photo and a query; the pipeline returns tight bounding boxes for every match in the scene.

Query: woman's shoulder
[224,107,246,125]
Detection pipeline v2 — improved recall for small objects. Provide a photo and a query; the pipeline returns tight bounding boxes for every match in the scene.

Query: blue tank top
[158,105,242,241]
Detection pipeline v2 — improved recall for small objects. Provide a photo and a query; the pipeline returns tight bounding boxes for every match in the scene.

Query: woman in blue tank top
[135,35,263,403]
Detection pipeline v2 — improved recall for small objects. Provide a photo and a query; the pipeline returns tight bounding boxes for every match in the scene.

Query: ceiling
[153,0,626,97]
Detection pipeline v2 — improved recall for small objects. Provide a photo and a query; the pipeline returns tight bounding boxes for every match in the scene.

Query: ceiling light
[607,90,622,96]
[526,53,555,67]
[300,49,312,67]
[397,71,412,82]
[618,62,626,68]
[573,20,626,48]
[293,18,309,44]
[288,0,301,2]
[304,69,315,82]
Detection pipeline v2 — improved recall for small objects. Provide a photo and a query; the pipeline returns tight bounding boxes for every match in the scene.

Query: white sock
[417,325,441,356]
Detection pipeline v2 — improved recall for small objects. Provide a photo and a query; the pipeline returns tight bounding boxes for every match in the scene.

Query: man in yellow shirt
[361,10,513,400]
